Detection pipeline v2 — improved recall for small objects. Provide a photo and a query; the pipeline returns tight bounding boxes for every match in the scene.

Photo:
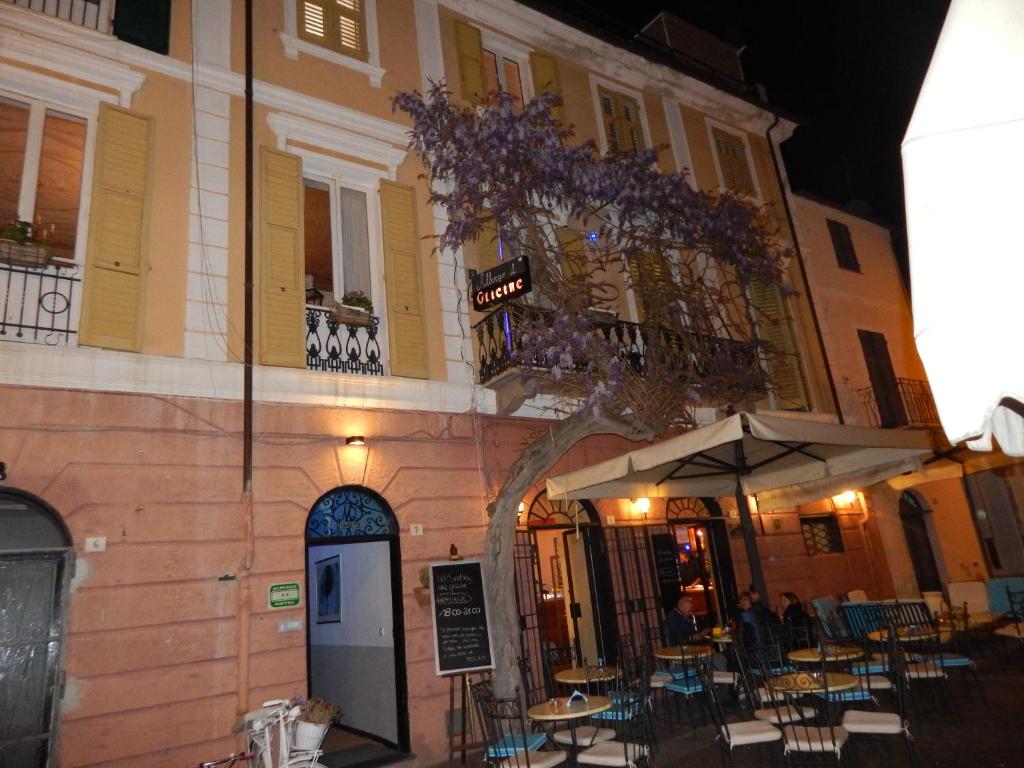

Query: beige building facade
[2,2,1019,766]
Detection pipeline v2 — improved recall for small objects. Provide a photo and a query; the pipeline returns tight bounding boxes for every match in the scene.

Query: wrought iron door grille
[603,525,666,653]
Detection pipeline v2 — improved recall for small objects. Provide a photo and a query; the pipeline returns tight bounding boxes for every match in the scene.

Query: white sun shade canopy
[546,412,933,511]
[903,0,1024,455]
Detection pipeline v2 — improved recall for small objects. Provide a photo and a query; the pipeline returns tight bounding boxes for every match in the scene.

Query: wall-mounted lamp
[630,497,651,521]
[345,435,366,446]
[832,490,857,507]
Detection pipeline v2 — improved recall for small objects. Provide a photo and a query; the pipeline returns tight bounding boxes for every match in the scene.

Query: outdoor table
[787,645,863,664]
[527,694,613,758]
[554,666,618,685]
[768,671,859,695]
[653,644,714,660]
[867,626,938,643]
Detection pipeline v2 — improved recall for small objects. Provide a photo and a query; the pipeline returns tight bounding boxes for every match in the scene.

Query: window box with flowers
[0,220,53,269]
[330,290,374,327]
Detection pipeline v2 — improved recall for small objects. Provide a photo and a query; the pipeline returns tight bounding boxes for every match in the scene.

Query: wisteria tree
[395,85,788,694]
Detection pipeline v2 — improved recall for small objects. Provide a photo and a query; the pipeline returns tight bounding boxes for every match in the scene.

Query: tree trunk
[483,412,656,697]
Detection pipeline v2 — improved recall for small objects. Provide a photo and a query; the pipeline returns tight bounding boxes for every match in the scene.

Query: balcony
[305,305,384,376]
[4,0,114,33]
[857,377,940,429]
[472,303,759,392]
[0,259,81,346]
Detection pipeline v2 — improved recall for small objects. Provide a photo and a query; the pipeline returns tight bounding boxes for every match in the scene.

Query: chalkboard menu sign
[429,560,495,676]
[651,533,681,612]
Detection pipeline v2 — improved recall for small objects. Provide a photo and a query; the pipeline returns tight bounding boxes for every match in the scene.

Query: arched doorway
[666,497,737,627]
[305,486,409,754]
[514,490,607,700]
[899,491,942,593]
[0,488,73,767]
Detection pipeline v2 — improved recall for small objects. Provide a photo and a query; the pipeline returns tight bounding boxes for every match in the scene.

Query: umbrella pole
[734,440,768,599]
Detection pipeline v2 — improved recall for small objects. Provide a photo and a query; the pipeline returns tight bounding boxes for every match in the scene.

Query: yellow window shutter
[476,216,502,271]
[79,104,152,352]
[749,278,808,409]
[380,180,429,379]
[597,87,621,153]
[454,20,486,105]
[619,95,644,150]
[529,52,564,125]
[555,226,587,286]
[711,127,756,196]
[258,147,306,368]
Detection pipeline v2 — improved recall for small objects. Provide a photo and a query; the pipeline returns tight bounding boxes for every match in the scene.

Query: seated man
[665,596,709,645]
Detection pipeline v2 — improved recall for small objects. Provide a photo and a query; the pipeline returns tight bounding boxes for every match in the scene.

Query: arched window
[306,485,398,540]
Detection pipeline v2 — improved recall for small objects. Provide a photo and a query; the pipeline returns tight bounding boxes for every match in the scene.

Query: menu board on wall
[429,560,495,676]
[651,533,681,611]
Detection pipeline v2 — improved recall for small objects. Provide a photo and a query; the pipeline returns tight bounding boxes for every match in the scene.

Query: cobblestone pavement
[652,642,1023,767]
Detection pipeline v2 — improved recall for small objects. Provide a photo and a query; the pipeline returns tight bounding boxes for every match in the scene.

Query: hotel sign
[471,256,532,312]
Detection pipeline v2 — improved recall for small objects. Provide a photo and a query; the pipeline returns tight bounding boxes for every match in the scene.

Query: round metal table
[787,645,863,664]
[653,644,713,660]
[768,671,859,694]
[554,666,619,685]
[867,626,938,643]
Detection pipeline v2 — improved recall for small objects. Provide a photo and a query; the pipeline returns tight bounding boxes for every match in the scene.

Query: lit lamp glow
[632,497,651,519]
[832,490,858,507]
[345,435,365,446]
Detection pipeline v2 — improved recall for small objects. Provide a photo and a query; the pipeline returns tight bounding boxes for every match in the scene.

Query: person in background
[665,596,709,645]
[777,591,812,631]
[736,591,772,649]
[677,550,703,588]
[748,583,780,628]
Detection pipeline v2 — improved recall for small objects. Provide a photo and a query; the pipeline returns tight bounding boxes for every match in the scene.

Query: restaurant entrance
[514,490,611,701]
[666,498,737,629]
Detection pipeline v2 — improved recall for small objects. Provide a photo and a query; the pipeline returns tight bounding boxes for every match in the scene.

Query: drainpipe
[765,115,844,424]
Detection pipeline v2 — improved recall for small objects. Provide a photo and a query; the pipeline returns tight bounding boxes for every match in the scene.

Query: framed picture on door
[315,554,341,624]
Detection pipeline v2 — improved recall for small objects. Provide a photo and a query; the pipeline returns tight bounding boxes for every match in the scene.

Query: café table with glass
[527,694,613,758]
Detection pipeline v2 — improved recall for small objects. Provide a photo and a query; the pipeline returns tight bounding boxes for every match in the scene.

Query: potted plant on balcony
[330,290,374,327]
[0,219,51,269]
[290,695,341,752]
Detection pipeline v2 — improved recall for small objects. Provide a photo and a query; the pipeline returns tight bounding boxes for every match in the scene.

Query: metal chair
[761,659,849,766]
[994,588,1024,656]
[577,658,655,768]
[698,664,781,766]
[477,688,565,768]
[842,625,920,767]
[542,646,576,698]
[734,641,816,728]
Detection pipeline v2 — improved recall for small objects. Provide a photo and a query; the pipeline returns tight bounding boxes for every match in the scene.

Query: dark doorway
[899,491,942,593]
[667,497,738,629]
[858,329,907,427]
[305,486,409,761]
[0,488,73,768]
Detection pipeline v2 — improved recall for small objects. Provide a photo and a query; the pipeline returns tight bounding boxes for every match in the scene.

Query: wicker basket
[0,239,50,269]
[292,720,329,751]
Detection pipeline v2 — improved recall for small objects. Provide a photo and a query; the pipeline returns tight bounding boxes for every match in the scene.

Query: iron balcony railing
[0,259,81,346]
[857,378,940,429]
[305,306,384,376]
[4,0,114,33]
[472,303,758,386]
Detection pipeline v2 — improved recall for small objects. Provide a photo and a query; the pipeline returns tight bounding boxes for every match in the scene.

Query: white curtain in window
[339,187,371,299]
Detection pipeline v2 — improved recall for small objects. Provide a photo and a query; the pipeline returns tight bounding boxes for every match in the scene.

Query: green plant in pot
[330,290,374,326]
[0,219,36,244]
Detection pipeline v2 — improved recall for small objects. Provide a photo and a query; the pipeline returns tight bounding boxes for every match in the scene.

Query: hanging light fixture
[346,435,365,446]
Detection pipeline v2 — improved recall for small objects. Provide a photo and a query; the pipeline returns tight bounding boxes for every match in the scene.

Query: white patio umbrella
[546,411,934,596]
[903,0,1024,455]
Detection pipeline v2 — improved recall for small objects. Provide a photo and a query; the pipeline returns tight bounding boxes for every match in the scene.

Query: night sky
[530,0,951,239]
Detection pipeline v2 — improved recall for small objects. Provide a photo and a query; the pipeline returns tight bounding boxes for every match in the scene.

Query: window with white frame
[709,123,759,198]
[298,0,369,61]
[303,177,373,311]
[0,95,88,261]
[597,86,646,153]
[482,47,525,108]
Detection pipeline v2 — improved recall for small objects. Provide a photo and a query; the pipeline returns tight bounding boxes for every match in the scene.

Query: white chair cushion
[995,622,1024,640]
[842,709,904,735]
[650,672,672,688]
[712,670,738,685]
[497,750,566,768]
[576,740,648,767]
[754,705,815,724]
[551,726,616,748]
[723,720,782,747]
[905,663,948,679]
[783,725,849,754]
[867,674,894,690]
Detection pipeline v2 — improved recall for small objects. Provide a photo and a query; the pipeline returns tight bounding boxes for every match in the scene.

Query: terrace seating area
[462,590,1024,768]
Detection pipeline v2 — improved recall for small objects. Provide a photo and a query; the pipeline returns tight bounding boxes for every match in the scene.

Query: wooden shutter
[749,278,809,410]
[258,147,305,368]
[555,227,587,286]
[298,0,331,45]
[298,0,367,59]
[627,252,666,322]
[454,20,486,105]
[858,329,906,427]
[598,87,644,152]
[476,217,502,271]
[826,219,860,271]
[529,52,564,125]
[711,127,756,196]
[380,180,429,379]
[79,104,153,352]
